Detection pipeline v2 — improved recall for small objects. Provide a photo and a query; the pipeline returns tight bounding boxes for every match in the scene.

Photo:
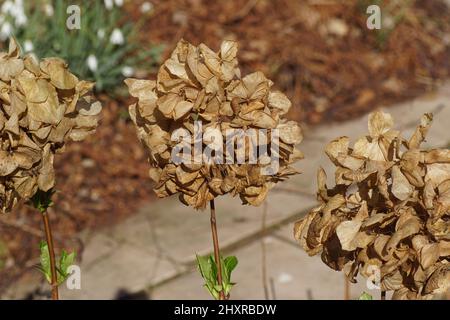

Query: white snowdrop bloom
[23,40,33,52]
[114,0,124,7]
[104,0,114,10]
[110,28,124,45]
[97,29,106,39]
[0,22,13,41]
[277,272,293,284]
[87,54,98,72]
[11,4,22,18]
[121,66,134,77]
[141,2,154,13]
[44,4,54,17]
[1,1,15,15]
[14,0,24,11]
[14,11,27,26]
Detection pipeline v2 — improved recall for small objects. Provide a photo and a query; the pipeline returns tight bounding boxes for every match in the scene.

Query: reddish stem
[42,210,59,300]
[210,200,225,300]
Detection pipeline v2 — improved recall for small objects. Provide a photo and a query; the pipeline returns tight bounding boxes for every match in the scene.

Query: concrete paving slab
[150,235,383,300]
[60,239,180,299]
[132,192,316,265]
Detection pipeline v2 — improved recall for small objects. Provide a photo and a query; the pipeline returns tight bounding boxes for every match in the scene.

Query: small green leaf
[57,250,76,284]
[197,254,217,299]
[31,189,55,213]
[223,283,234,296]
[205,284,219,300]
[209,255,218,282]
[223,256,238,282]
[197,254,239,299]
[39,241,51,283]
[359,292,373,300]
[196,254,212,281]
[60,250,76,275]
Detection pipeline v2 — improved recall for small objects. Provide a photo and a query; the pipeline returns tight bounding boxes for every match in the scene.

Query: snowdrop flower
[0,22,13,41]
[1,1,15,15]
[14,11,27,26]
[121,66,134,77]
[110,28,124,45]
[141,2,154,13]
[14,0,24,8]
[23,39,33,52]
[2,0,27,26]
[87,54,98,72]
[97,29,105,39]
[44,4,54,17]
[104,0,114,10]
[114,0,124,7]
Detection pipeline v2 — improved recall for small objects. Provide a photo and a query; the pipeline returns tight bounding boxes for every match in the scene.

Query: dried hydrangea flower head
[0,38,102,212]
[126,39,303,209]
[294,111,449,300]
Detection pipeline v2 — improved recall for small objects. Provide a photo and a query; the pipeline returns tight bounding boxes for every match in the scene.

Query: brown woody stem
[344,276,350,300]
[209,199,225,300]
[261,201,269,300]
[42,210,59,300]
[381,290,386,300]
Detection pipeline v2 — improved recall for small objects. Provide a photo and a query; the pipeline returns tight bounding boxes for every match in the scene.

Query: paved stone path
[3,83,449,300]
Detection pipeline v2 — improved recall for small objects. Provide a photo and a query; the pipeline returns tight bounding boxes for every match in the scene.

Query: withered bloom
[126,39,303,209]
[294,111,449,299]
[0,39,102,212]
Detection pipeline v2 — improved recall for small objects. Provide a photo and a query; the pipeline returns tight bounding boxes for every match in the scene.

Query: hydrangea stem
[209,199,225,300]
[42,210,59,300]
[261,201,269,300]
[344,276,350,300]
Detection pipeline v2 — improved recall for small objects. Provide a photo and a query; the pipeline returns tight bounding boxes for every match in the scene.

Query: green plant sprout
[30,189,62,300]
[196,254,238,300]
[358,292,374,300]
[38,241,76,286]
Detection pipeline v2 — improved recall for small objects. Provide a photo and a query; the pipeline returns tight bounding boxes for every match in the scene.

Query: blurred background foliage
[0,0,163,92]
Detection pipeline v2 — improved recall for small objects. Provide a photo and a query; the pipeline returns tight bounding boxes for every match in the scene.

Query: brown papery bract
[294,111,449,300]
[0,38,102,213]
[125,39,303,209]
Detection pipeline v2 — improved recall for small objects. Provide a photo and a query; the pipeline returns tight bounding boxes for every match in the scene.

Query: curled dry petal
[294,111,450,299]
[126,39,303,209]
[0,38,102,213]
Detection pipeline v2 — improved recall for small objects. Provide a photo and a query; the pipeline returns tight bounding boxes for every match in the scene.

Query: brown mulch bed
[136,0,450,123]
[1,0,450,293]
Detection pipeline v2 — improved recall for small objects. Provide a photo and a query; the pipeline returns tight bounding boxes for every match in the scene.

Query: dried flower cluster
[126,39,303,209]
[294,111,449,299]
[0,39,102,213]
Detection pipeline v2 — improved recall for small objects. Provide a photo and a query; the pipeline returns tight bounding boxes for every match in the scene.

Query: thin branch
[261,201,269,300]
[344,276,350,300]
[42,210,59,300]
[269,277,277,300]
[209,199,225,300]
